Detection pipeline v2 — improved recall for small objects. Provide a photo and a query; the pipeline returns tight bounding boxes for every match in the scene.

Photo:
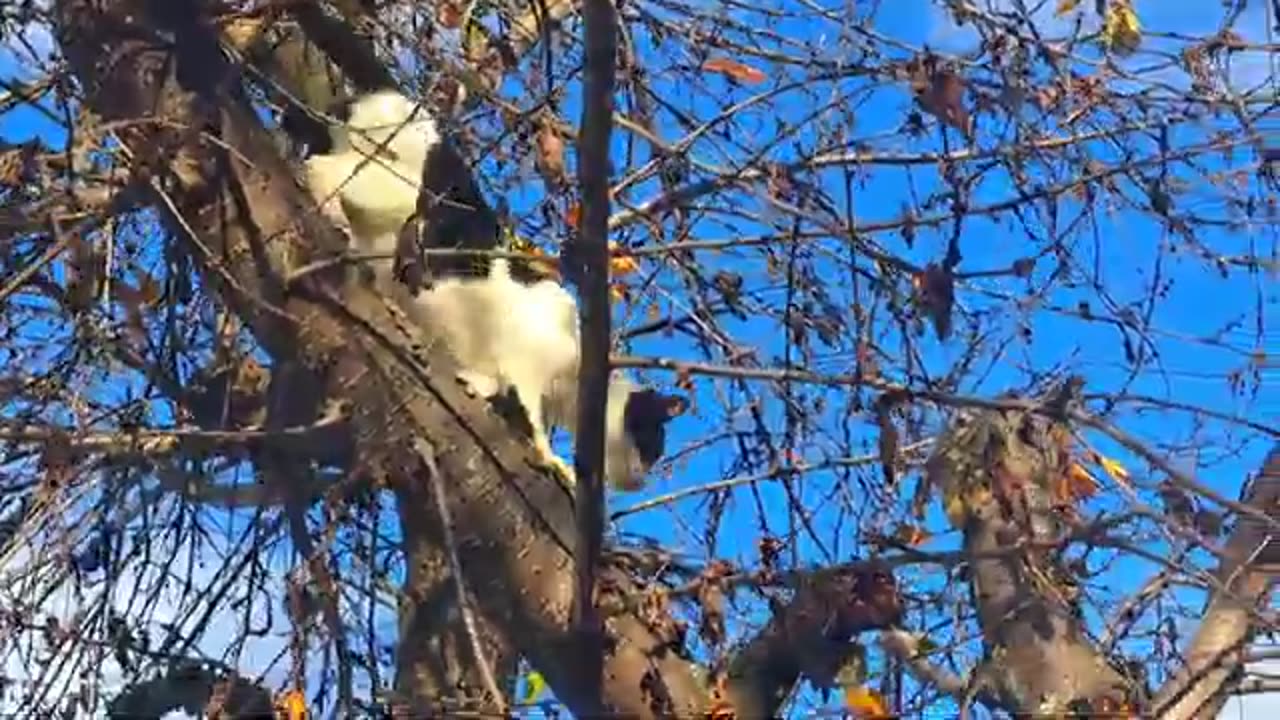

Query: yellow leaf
[1054,0,1081,16]
[1103,1,1142,56]
[521,670,547,703]
[609,243,641,276]
[463,19,489,61]
[276,689,307,720]
[1097,454,1131,484]
[943,490,967,528]
[221,18,266,51]
[844,685,891,718]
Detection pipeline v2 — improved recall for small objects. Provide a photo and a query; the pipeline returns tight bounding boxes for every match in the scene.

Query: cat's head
[608,386,687,491]
[338,90,441,166]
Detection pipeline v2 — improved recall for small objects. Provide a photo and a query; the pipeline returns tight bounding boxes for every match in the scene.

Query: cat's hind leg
[510,376,576,488]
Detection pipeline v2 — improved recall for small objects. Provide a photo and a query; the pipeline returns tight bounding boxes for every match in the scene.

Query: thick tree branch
[726,563,903,717]
[289,0,394,94]
[927,408,1131,714]
[1149,444,1280,720]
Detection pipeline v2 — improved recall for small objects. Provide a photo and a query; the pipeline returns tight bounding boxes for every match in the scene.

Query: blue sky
[0,0,1276,717]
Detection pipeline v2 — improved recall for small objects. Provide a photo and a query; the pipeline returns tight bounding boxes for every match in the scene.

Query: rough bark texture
[927,409,1130,713]
[1149,444,1280,720]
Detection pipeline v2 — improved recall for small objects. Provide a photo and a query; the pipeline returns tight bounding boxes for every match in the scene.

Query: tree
[0,0,1274,717]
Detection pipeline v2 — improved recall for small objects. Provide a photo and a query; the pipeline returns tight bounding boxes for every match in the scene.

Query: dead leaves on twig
[534,117,567,191]
[640,587,687,652]
[912,263,954,341]
[64,232,105,312]
[0,142,38,188]
[696,559,733,648]
[874,393,902,486]
[38,430,75,497]
[907,57,972,139]
[1061,462,1102,503]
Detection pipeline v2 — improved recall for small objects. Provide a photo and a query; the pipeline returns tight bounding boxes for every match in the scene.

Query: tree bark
[1149,444,1280,720]
[927,409,1130,713]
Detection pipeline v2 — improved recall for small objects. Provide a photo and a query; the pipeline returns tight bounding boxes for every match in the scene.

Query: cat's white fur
[413,258,664,489]
[303,90,435,287]
[301,90,669,490]
[410,257,581,482]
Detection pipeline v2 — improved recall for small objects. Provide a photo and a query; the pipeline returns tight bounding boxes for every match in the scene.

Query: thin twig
[416,438,506,711]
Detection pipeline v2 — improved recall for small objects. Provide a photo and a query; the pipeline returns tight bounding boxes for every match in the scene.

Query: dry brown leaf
[914,263,955,340]
[438,1,464,28]
[913,64,972,137]
[1064,462,1101,501]
[0,146,31,186]
[893,524,930,546]
[702,57,767,84]
[697,561,732,648]
[535,121,566,188]
[875,398,899,486]
[1054,0,1081,16]
[675,365,694,393]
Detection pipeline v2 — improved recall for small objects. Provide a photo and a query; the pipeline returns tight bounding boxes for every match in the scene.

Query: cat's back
[410,274,502,367]
[509,276,579,338]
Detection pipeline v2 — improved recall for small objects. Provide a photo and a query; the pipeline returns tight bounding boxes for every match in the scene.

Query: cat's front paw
[534,452,577,488]
[456,370,501,399]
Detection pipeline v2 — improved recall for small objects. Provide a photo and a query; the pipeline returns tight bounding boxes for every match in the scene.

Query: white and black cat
[302,89,683,490]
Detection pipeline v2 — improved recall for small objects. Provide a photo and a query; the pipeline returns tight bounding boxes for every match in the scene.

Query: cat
[302,89,683,490]
[413,256,684,489]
